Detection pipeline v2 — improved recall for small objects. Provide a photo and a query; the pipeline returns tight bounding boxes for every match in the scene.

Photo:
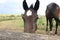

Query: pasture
[0,14,60,35]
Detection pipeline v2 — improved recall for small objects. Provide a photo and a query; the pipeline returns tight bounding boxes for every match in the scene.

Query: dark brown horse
[22,0,40,33]
[46,3,60,34]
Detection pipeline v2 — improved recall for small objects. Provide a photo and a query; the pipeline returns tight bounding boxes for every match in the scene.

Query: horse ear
[23,0,28,10]
[34,0,40,11]
[30,4,33,9]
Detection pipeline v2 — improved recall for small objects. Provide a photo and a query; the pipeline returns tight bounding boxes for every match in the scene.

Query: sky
[0,0,60,15]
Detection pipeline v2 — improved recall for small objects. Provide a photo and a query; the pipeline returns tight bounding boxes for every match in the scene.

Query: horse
[22,0,40,33]
[45,3,60,34]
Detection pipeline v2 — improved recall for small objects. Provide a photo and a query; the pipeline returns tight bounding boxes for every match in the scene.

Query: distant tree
[21,14,24,16]
[10,15,15,17]
[16,14,24,17]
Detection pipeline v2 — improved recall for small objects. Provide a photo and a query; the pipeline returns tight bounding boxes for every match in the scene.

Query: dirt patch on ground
[0,30,60,40]
[0,20,24,32]
[0,20,60,40]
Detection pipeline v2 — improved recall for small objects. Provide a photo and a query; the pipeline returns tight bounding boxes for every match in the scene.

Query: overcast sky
[0,0,60,15]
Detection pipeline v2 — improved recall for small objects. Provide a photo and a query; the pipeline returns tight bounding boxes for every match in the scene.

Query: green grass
[0,15,59,34]
[12,18,24,28]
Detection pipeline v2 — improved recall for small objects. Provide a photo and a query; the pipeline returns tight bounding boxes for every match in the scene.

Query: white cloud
[38,0,60,15]
[17,0,60,15]
[0,0,7,4]
[0,0,60,15]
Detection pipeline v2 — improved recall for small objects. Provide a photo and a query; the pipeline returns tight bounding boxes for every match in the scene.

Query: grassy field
[0,14,60,35]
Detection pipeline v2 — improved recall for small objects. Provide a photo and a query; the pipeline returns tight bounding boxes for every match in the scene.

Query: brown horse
[46,3,60,34]
[22,0,40,33]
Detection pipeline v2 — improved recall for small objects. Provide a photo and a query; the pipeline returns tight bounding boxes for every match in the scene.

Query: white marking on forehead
[26,10,32,16]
